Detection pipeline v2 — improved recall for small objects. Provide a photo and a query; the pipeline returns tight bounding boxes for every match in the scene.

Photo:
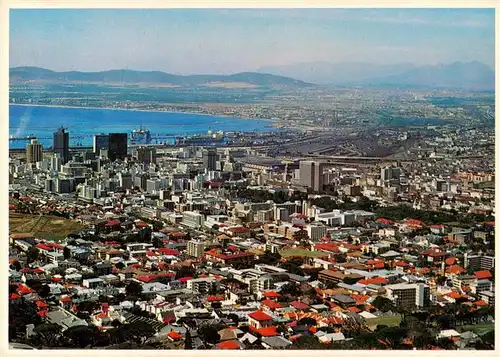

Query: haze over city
[10,8,495,74]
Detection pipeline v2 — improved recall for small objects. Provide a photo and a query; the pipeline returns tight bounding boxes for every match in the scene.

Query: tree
[33,323,62,348]
[64,325,102,348]
[198,324,220,345]
[11,260,22,271]
[63,246,71,260]
[184,330,193,349]
[280,282,301,297]
[26,246,39,264]
[298,317,317,326]
[151,235,161,249]
[9,297,41,341]
[37,284,51,299]
[372,296,395,313]
[125,281,143,298]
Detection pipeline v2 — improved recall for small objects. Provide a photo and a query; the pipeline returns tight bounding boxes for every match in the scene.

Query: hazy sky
[9,8,495,74]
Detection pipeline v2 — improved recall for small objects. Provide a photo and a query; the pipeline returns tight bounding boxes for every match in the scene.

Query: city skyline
[10,8,495,74]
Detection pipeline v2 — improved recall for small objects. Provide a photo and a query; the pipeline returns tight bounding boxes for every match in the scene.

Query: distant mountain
[9,67,314,89]
[258,62,417,85]
[258,61,494,91]
[359,61,495,91]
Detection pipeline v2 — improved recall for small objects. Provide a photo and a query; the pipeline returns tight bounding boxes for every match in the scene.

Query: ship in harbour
[130,126,152,145]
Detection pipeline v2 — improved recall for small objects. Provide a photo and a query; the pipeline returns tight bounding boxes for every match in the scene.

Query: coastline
[9,102,280,124]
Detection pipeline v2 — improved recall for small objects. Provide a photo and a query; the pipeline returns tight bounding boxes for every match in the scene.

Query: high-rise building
[93,134,109,155]
[51,154,62,172]
[136,146,156,164]
[26,139,43,164]
[299,160,325,192]
[187,239,205,258]
[108,133,128,161]
[53,127,70,164]
[202,148,218,171]
[385,283,430,309]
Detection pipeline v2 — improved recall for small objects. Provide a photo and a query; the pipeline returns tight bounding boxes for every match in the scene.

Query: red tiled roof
[474,300,488,306]
[35,243,53,251]
[157,248,180,256]
[38,309,49,318]
[177,277,193,283]
[376,218,394,224]
[256,325,279,337]
[446,265,466,275]
[36,300,49,308]
[10,293,21,300]
[167,331,182,340]
[290,301,310,310]
[260,299,282,309]
[227,226,250,233]
[263,291,281,298]
[474,270,493,280]
[347,306,362,313]
[248,311,273,321]
[207,295,225,302]
[216,341,241,350]
[445,257,456,266]
[60,296,72,303]
[105,219,121,227]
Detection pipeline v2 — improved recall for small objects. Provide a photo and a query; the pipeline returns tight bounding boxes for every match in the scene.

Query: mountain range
[10,61,495,91]
[258,61,494,91]
[9,67,312,89]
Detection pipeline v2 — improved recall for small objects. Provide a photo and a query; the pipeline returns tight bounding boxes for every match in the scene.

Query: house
[46,307,88,331]
[247,310,274,329]
[261,336,292,349]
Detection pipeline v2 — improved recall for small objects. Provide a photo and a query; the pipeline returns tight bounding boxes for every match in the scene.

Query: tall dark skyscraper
[53,127,70,164]
[202,148,218,171]
[108,133,128,161]
[93,133,109,155]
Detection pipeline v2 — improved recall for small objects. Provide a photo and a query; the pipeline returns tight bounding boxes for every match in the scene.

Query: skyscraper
[26,139,43,164]
[108,133,128,161]
[136,146,156,164]
[93,133,109,155]
[299,160,325,192]
[202,148,218,171]
[53,127,70,164]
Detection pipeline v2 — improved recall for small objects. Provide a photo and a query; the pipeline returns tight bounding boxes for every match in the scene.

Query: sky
[9,8,496,74]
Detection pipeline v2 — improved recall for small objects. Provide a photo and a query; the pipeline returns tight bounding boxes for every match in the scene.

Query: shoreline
[9,102,281,125]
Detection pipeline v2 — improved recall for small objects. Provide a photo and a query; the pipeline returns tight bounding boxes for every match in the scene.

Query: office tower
[51,154,62,172]
[380,166,401,182]
[26,139,43,164]
[202,148,218,171]
[108,133,128,161]
[187,239,205,258]
[137,146,156,164]
[53,126,70,164]
[93,133,109,155]
[299,160,325,192]
[118,172,133,189]
[385,283,430,309]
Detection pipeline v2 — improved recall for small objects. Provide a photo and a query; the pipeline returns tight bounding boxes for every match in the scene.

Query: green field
[279,248,328,258]
[365,314,403,328]
[10,213,86,241]
[459,323,495,336]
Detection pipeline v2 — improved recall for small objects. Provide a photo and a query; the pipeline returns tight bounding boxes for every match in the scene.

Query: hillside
[9,66,313,89]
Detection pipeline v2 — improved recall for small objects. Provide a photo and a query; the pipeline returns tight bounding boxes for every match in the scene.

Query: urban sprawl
[8,117,495,350]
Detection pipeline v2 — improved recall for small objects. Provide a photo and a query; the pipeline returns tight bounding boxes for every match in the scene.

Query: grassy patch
[459,323,495,336]
[366,314,403,328]
[279,248,328,258]
[9,213,86,241]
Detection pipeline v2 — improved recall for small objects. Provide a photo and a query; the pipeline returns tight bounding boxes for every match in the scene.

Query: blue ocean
[9,105,277,149]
